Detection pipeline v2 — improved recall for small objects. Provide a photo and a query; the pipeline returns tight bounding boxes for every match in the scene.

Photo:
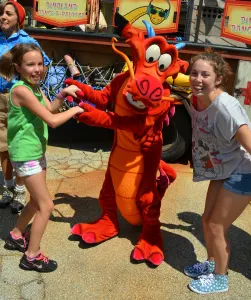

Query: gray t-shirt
[191,92,251,182]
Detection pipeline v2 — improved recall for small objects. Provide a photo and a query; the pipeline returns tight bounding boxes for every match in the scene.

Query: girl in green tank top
[0,43,83,272]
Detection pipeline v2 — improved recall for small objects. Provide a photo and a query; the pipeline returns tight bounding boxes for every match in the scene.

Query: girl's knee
[37,199,54,215]
[208,219,224,237]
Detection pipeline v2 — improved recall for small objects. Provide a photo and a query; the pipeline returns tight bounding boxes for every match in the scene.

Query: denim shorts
[11,155,47,177]
[223,173,251,196]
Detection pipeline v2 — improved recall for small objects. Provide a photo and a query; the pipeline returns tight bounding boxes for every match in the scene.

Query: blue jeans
[223,173,251,196]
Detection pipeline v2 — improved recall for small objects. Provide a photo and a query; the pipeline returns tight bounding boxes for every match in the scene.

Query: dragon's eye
[146,45,160,63]
[158,53,172,71]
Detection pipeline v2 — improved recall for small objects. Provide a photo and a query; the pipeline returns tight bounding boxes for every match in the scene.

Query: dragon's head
[113,12,188,111]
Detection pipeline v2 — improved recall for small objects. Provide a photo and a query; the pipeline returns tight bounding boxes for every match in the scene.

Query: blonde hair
[0,43,43,81]
[191,48,233,90]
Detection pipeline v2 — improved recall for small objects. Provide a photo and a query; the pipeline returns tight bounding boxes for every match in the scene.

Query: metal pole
[194,0,203,43]
[184,0,195,41]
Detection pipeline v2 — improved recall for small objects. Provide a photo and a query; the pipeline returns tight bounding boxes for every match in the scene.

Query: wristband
[57,91,65,101]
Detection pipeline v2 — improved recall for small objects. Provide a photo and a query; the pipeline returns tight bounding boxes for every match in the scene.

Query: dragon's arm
[77,102,148,135]
[65,72,129,110]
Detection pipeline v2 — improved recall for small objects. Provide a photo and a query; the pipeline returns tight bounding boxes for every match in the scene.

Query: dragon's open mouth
[126,93,146,110]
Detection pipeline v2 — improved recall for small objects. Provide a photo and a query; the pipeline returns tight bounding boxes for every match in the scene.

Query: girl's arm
[65,71,130,110]
[235,124,251,155]
[12,86,83,128]
[42,85,81,113]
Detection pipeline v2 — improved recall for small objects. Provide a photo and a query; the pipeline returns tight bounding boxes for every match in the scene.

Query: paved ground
[0,143,251,300]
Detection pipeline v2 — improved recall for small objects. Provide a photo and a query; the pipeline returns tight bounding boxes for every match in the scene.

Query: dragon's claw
[131,247,145,262]
[132,236,164,266]
[71,216,119,244]
[82,232,96,244]
[148,252,164,266]
[71,223,82,236]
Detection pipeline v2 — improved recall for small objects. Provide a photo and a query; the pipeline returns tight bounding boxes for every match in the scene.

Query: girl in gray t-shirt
[183,50,251,295]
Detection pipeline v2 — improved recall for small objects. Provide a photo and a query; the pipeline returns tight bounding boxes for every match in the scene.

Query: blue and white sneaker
[184,260,215,277]
[188,273,228,294]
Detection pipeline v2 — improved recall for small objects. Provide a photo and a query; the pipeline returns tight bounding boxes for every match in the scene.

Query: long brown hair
[190,48,233,90]
[0,43,43,81]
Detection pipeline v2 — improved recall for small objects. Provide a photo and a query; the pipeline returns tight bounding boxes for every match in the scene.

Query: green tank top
[8,81,48,162]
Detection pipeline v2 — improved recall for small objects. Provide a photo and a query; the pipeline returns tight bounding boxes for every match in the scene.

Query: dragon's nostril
[137,79,149,96]
[150,87,163,101]
[135,76,164,103]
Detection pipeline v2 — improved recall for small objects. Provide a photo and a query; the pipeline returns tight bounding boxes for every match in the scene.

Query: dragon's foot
[71,215,119,244]
[131,234,164,266]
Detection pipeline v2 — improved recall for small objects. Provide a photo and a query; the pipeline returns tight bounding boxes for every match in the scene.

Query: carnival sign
[114,0,181,34]
[221,0,251,45]
[33,0,90,27]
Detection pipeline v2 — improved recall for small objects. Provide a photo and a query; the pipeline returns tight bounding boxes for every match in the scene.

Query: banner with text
[33,0,90,27]
[114,0,181,34]
[221,0,251,45]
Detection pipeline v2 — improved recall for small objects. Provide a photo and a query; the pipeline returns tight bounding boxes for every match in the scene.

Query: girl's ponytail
[0,50,15,81]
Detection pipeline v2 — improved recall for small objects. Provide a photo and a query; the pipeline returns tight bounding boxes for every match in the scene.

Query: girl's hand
[72,106,84,116]
[61,85,81,98]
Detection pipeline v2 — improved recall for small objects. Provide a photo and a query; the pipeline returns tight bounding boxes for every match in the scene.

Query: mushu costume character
[65,12,189,266]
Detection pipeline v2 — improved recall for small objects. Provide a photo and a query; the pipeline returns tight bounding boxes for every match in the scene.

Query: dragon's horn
[142,20,155,37]
[114,12,129,36]
[175,42,186,50]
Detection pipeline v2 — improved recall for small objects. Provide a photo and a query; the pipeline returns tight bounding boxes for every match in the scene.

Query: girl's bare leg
[202,180,223,261]
[0,151,13,180]
[20,170,54,257]
[15,175,24,186]
[0,151,25,185]
[12,197,38,235]
[208,187,250,274]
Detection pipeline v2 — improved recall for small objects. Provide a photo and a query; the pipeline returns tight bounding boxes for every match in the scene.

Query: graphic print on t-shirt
[192,114,222,179]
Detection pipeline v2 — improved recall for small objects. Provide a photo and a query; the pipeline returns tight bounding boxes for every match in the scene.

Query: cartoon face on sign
[147,0,171,25]
[115,0,180,34]
[123,0,171,25]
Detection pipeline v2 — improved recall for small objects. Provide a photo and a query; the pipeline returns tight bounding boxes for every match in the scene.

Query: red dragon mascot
[65,12,189,266]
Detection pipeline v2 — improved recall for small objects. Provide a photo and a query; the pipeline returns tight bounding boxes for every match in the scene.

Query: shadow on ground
[162,212,251,280]
[51,193,142,249]
[0,206,19,241]
[0,171,19,241]
[51,194,251,277]
[50,193,198,269]
[161,227,197,272]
